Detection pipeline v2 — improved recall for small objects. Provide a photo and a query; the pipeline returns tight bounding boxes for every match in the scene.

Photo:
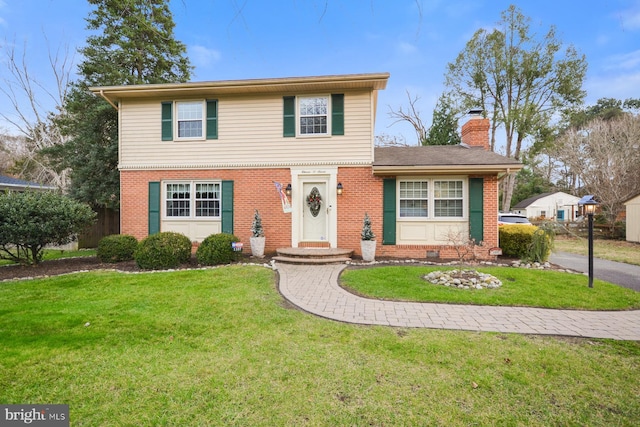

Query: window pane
[434,181,462,198]
[399,181,429,217]
[299,97,328,135]
[177,102,203,138]
[400,200,428,217]
[434,200,463,217]
[166,183,190,217]
[195,183,221,217]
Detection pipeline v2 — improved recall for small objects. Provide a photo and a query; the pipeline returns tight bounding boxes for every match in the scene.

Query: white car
[498,213,533,226]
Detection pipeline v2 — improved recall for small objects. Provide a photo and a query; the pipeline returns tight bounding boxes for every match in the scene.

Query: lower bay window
[399,178,465,219]
[165,181,221,219]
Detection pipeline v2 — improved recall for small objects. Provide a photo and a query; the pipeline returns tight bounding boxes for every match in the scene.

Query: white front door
[302,181,329,242]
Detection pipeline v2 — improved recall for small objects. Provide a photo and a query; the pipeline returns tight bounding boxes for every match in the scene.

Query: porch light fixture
[285,183,292,196]
[336,182,344,195]
[579,195,599,288]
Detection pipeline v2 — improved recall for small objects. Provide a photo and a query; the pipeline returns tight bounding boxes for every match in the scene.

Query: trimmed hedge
[499,225,538,259]
[196,233,241,265]
[97,234,138,263]
[134,232,192,270]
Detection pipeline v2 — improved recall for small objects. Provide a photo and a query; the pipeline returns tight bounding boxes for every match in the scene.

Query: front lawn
[1,266,639,426]
[554,236,640,266]
[341,266,640,310]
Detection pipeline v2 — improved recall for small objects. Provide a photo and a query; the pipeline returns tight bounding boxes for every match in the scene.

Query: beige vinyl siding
[119,91,374,169]
[625,194,640,243]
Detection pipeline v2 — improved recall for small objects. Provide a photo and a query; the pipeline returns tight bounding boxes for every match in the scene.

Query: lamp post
[579,196,599,288]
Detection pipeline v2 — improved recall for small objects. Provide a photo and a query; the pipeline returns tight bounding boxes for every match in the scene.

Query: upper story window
[299,96,328,135]
[283,94,343,137]
[177,101,204,139]
[161,100,218,141]
[165,181,220,218]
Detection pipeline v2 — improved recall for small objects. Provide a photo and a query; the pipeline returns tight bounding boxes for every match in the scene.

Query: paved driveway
[549,252,640,291]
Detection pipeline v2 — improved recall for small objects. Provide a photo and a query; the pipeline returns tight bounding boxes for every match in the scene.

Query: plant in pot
[360,212,376,262]
[250,209,266,258]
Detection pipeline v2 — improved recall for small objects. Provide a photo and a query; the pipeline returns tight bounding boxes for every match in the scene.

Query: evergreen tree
[425,93,461,146]
[51,0,192,209]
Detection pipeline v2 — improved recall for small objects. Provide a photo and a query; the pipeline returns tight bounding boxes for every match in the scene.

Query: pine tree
[361,213,375,241]
[51,0,192,208]
[425,93,461,146]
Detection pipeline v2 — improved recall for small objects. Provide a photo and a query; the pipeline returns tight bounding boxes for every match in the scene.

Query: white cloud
[620,6,640,30]
[396,41,417,55]
[604,49,640,71]
[189,45,221,68]
[586,71,640,102]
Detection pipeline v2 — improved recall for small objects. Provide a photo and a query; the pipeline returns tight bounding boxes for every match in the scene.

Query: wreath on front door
[306,187,322,217]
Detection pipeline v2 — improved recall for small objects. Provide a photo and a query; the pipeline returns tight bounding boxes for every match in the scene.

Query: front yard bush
[196,233,241,265]
[499,225,538,259]
[0,190,96,265]
[134,232,192,270]
[97,234,138,263]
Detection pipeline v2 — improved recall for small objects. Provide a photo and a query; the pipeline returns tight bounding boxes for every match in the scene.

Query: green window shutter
[206,99,218,139]
[148,181,161,235]
[382,178,396,245]
[331,94,344,135]
[161,102,173,141]
[221,180,234,234]
[283,96,296,137]
[469,178,484,243]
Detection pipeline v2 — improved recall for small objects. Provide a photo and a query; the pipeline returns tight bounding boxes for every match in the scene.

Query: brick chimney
[461,110,490,150]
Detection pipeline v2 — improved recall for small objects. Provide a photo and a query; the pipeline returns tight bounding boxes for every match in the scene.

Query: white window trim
[397,177,468,221]
[297,95,331,137]
[163,180,221,220]
[175,100,206,141]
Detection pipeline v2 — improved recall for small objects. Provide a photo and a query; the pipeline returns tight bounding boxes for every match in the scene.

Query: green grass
[1,266,639,425]
[341,266,640,310]
[0,248,96,266]
[554,236,640,266]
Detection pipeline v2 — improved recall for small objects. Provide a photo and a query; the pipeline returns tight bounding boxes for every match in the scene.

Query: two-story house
[92,73,521,260]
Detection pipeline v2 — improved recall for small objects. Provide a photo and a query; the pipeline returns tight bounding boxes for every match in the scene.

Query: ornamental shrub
[97,234,138,263]
[524,223,555,263]
[196,233,241,265]
[0,190,96,265]
[361,213,375,240]
[134,232,192,270]
[499,224,537,259]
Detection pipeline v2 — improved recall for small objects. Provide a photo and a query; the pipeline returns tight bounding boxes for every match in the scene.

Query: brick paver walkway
[275,263,640,340]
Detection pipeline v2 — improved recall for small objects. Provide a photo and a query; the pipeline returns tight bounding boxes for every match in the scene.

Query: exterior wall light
[285,183,292,196]
[337,182,344,195]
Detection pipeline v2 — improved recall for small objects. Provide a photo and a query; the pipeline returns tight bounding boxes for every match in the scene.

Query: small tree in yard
[0,191,96,265]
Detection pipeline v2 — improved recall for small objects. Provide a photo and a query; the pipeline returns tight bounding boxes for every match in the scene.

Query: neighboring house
[91,73,522,260]
[512,191,581,222]
[624,193,640,243]
[0,174,55,192]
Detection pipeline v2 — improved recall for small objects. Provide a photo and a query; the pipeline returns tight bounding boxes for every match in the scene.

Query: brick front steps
[273,247,353,265]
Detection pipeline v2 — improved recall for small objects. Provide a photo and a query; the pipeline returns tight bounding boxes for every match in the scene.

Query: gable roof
[512,191,580,209]
[0,175,55,191]
[372,145,523,175]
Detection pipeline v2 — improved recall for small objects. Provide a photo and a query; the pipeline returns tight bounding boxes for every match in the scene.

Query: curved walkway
[275,263,640,340]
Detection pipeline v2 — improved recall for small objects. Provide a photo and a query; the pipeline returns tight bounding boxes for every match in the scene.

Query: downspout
[99,90,119,111]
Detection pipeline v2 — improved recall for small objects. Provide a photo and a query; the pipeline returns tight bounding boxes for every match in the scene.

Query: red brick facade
[121,166,500,260]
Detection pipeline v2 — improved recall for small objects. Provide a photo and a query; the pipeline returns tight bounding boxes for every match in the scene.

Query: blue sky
[1,0,640,144]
